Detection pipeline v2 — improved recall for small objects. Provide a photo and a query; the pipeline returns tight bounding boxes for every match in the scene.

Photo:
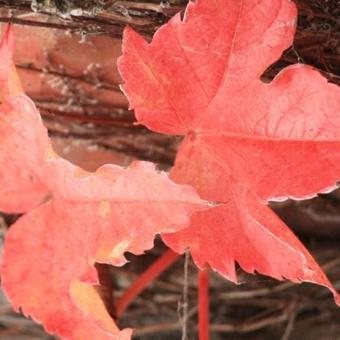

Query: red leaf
[2,162,204,339]
[119,0,340,303]
[0,25,207,339]
[0,25,49,213]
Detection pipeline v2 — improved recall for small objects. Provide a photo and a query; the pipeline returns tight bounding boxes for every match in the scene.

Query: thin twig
[133,307,197,337]
[281,308,297,340]
[181,249,189,340]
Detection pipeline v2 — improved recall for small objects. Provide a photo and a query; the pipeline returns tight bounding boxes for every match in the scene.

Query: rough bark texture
[0,1,340,339]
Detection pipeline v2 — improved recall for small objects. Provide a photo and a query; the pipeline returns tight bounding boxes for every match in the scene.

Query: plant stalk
[115,249,179,317]
[198,268,210,340]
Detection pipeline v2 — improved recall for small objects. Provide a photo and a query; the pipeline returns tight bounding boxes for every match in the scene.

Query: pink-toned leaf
[119,0,340,303]
[0,25,49,213]
[2,160,204,339]
[0,25,207,339]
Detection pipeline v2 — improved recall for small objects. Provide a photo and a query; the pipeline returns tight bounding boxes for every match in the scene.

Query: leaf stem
[115,249,179,317]
[198,268,210,340]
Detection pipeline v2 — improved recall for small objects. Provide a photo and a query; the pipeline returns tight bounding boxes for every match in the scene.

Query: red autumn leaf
[0,26,206,339]
[0,25,50,213]
[118,0,340,303]
[2,162,204,340]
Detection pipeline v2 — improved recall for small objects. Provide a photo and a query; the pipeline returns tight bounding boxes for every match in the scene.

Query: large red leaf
[2,161,204,339]
[119,0,340,303]
[0,26,206,339]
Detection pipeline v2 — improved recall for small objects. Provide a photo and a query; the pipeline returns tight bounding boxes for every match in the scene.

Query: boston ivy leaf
[119,0,340,303]
[2,161,204,339]
[0,25,207,339]
[0,25,49,213]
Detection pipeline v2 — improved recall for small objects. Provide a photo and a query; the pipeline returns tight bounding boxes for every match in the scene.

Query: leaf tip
[0,24,23,96]
[0,24,15,52]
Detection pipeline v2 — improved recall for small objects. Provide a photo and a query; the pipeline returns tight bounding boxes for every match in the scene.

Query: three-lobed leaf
[0,25,207,339]
[119,0,340,303]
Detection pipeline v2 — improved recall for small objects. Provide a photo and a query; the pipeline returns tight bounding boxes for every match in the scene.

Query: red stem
[198,268,210,340]
[115,249,179,317]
